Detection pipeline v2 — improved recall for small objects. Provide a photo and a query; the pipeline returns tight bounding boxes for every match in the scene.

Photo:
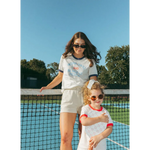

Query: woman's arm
[40,71,63,92]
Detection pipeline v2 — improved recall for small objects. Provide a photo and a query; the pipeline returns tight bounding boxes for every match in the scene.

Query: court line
[113,120,129,126]
[39,103,129,149]
[106,138,129,150]
[40,104,60,115]
[30,103,129,128]
[40,104,79,124]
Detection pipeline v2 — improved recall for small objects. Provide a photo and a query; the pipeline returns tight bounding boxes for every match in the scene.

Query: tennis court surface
[21,89,129,150]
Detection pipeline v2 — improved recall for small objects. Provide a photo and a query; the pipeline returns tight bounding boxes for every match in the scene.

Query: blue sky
[21,0,129,67]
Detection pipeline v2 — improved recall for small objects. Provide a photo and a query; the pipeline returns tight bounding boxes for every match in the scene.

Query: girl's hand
[88,143,93,150]
[89,135,102,148]
[98,113,109,123]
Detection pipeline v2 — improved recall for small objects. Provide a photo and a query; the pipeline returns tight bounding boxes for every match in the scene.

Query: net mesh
[21,89,129,150]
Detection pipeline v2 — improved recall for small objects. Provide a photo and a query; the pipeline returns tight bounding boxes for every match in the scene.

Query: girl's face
[73,38,86,57]
[88,89,104,109]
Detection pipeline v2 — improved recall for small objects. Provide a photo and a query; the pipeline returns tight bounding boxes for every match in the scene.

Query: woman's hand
[40,71,63,93]
[40,86,48,92]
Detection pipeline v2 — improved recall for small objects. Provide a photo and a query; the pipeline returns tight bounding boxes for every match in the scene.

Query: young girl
[40,32,101,150]
[78,79,113,150]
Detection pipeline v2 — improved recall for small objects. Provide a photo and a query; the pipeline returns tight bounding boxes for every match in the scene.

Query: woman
[40,32,101,150]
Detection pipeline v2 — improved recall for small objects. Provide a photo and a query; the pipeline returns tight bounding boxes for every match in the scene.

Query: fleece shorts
[60,88,84,114]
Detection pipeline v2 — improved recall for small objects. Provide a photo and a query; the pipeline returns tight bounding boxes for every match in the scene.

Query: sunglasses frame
[90,94,104,101]
[73,44,86,49]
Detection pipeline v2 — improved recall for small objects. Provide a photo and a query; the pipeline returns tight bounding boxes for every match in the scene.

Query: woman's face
[73,38,86,57]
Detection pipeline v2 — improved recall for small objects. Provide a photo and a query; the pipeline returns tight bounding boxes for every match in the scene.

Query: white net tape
[21,89,129,95]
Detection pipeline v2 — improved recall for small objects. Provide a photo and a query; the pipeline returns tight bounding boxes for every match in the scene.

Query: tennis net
[21,89,129,150]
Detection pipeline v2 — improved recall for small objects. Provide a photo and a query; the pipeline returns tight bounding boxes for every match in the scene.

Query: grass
[21,99,61,104]
[102,105,129,125]
[21,97,129,125]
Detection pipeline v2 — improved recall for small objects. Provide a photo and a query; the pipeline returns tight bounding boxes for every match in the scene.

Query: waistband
[61,86,82,93]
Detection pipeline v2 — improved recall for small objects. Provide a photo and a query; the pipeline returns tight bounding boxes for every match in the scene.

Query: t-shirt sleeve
[89,60,98,78]
[79,106,89,122]
[106,110,113,127]
[58,55,64,73]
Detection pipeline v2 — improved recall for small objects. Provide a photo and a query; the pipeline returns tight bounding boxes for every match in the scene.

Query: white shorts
[60,88,84,114]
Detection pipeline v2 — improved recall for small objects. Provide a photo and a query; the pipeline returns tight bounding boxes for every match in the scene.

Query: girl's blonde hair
[82,80,105,105]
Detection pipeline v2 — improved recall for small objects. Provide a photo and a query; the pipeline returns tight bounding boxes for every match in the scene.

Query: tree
[105,45,129,84]
[28,58,46,75]
[47,62,59,80]
[21,59,47,80]
[21,59,29,68]
[126,46,132,85]
[97,65,111,85]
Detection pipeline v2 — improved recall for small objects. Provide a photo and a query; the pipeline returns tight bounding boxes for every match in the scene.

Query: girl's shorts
[60,88,84,114]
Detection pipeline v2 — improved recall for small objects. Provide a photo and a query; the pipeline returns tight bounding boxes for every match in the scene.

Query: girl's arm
[89,126,113,148]
[40,71,63,92]
[80,113,109,126]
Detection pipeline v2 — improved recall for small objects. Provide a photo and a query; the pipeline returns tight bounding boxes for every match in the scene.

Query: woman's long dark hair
[62,32,101,67]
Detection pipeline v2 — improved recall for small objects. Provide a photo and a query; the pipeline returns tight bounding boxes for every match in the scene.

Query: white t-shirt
[58,54,98,90]
[77,105,113,150]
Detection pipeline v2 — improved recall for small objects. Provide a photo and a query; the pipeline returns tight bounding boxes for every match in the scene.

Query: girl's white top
[77,105,113,150]
[58,54,98,90]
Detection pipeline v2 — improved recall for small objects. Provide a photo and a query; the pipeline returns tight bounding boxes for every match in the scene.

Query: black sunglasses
[73,44,86,49]
[90,94,103,101]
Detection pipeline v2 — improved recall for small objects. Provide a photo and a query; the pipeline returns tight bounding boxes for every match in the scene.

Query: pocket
[78,91,84,105]
[61,90,72,104]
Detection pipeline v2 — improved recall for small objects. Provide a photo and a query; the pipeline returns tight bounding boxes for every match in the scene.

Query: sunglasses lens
[73,44,86,48]
[91,95,103,101]
[91,96,96,101]
[98,94,103,99]
[81,45,86,48]
[73,45,79,48]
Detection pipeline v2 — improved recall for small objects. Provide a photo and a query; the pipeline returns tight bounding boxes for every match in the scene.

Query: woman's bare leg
[60,112,77,150]
[78,114,82,139]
